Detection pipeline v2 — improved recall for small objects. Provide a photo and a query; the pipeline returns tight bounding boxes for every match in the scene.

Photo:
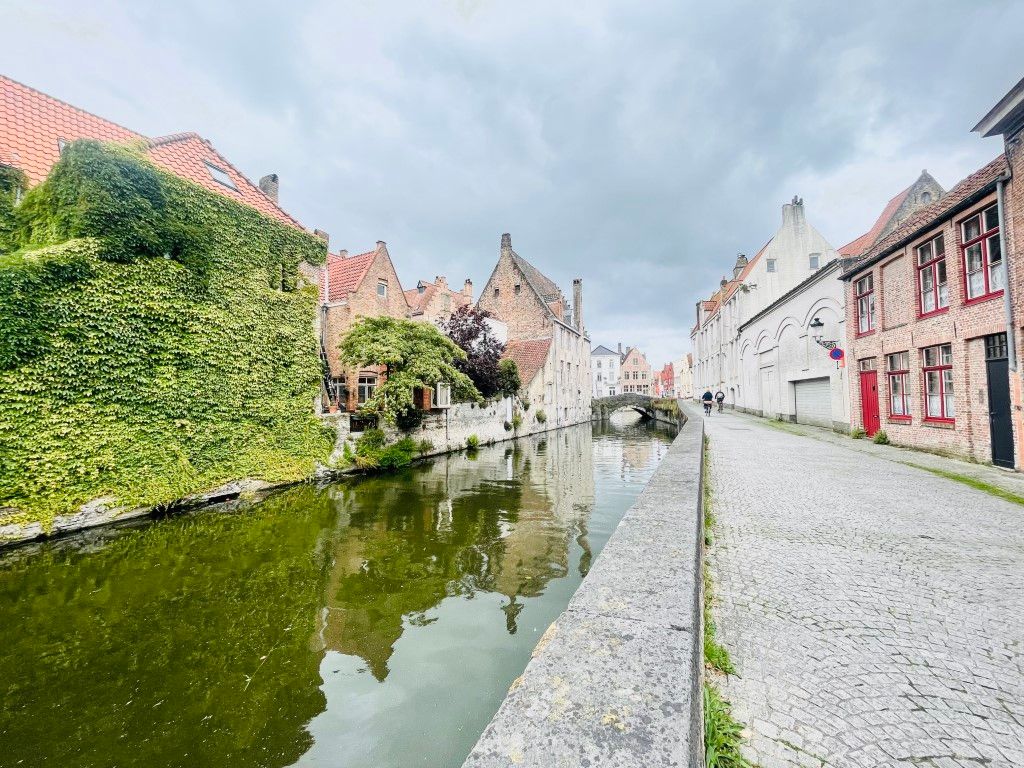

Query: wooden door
[859,370,880,437]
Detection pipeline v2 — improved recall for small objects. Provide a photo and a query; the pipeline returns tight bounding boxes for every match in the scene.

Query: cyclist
[701,389,713,416]
[715,389,726,413]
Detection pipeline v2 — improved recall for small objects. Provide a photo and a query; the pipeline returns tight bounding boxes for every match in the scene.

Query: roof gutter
[996,171,1016,372]
[840,179,1001,281]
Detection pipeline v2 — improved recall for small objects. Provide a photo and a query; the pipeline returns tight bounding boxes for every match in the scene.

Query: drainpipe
[996,173,1016,373]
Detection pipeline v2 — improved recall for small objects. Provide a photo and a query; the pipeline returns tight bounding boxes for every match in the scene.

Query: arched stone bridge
[592,393,655,420]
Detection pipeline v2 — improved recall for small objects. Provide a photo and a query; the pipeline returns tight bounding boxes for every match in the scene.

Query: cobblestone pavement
[705,412,1024,768]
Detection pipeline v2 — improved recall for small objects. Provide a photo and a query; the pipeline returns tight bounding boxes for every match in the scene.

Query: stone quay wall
[462,402,706,768]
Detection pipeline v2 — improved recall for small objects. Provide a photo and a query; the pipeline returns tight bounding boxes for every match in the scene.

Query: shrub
[521,400,530,411]
[535,409,547,424]
[873,430,890,445]
[355,428,386,458]
[498,358,521,398]
[378,438,417,469]
[466,434,480,450]
[417,439,434,455]
[511,413,523,431]
[850,427,866,439]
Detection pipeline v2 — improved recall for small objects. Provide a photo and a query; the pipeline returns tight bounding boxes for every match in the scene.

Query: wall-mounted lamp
[809,317,837,350]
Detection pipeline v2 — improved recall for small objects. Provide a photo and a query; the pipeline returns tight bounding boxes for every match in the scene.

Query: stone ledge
[461,404,706,767]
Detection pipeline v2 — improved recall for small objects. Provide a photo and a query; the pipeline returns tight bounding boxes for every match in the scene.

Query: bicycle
[703,400,712,416]
[717,400,724,413]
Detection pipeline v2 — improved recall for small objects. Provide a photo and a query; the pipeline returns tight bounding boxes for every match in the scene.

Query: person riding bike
[715,389,726,413]
[701,389,713,416]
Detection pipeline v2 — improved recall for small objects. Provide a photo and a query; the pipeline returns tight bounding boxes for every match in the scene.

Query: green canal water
[0,417,675,768]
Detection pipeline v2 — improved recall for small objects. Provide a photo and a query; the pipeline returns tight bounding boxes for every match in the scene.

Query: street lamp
[809,317,837,350]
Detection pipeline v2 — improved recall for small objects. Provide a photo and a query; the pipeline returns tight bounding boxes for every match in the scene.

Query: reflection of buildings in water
[310,425,596,677]
[622,438,654,474]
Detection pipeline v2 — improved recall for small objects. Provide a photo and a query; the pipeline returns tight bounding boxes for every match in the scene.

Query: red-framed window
[961,204,1002,301]
[886,351,911,420]
[922,343,954,422]
[855,274,876,335]
[916,234,948,316]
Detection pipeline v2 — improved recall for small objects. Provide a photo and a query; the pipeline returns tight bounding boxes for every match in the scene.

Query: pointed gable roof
[591,344,618,356]
[1,75,302,229]
[322,249,377,301]
[404,278,471,316]
[838,186,912,258]
[503,338,552,385]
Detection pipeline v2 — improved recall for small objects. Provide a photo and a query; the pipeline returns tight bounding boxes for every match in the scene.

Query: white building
[735,259,849,428]
[674,353,694,400]
[690,197,840,420]
[591,345,620,397]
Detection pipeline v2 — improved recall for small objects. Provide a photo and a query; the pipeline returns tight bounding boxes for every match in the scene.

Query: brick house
[477,233,591,427]
[840,156,1018,467]
[655,362,675,397]
[405,275,474,324]
[319,241,412,412]
[619,348,652,395]
[0,75,305,230]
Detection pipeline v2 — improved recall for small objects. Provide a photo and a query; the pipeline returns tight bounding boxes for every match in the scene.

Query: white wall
[734,262,849,429]
[592,352,619,397]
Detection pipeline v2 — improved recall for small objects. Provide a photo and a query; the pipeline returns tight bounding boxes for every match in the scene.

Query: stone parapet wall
[461,403,706,767]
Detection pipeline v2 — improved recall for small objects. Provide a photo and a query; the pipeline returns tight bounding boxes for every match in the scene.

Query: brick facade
[843,163,1020,467]
[619,348,652,395]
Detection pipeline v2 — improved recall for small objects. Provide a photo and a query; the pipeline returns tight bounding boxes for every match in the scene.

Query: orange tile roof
[503,338,552,385]
[404,279,471,315]
[843,156,1007,278]
[322,249,377,302]
[1,75,301,229]
[838,185,912,258]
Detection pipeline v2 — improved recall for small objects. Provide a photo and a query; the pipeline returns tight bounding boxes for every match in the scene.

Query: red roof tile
[843,156,1007,278]
[321,249,377,302]
[838,185,912,258]
[404,279,471,315]
[503,338,552,385]
[1,75,301,229]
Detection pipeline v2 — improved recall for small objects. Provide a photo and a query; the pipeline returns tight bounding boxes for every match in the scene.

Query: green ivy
[0,140,333,531]
[0,165,27,254]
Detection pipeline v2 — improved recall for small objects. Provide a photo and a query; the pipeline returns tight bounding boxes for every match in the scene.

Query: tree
[339,316,481,424]
[438,305,507,399]
[498,358,521,399]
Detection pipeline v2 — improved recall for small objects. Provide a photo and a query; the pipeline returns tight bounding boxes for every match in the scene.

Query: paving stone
[705,412,1024,768]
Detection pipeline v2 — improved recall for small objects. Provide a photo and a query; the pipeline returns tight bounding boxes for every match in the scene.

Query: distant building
[319,242,411,412]
[655,363,675,398]
[591,345,620,397]
[619,347,652,395]
[405,276,474,324]
[477,234,591,427]
[674,353,694,399]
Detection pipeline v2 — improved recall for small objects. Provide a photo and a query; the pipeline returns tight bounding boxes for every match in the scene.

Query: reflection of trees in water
[315,426,595,678]
[0,487,339,768]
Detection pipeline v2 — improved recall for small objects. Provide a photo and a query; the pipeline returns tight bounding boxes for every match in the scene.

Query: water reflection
[0,418,673,768]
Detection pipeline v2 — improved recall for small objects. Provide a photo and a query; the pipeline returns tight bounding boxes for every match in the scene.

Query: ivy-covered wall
[0,141,333,530]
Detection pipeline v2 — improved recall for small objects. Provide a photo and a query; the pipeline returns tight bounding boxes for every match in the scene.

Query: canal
[0,416,675,768]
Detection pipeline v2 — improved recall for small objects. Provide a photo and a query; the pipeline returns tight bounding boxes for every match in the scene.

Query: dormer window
[921,192,932,205]
[57,138,68,154]
[204,162,238,191]
[417,282,426,294]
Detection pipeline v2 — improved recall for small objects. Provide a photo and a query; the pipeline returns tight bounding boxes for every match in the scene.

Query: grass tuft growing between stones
[704,684,752,768]
[902,462,1024,507]
[702,434,750,767]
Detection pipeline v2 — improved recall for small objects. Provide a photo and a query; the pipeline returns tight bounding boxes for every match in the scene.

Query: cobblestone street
[705,412,1024,768]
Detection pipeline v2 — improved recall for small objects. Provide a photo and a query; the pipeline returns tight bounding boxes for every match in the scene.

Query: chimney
[617,342,622,355]
[258,174,279,202]
[501,233,512,250]
[733,253,748,279]
[314,229,329,248]
[782,195,806,230]
[337,249,348,259]
[572,278,583,331]
[376,240,386,251]
[720,276,728,289]
[463,278,473,299]
[435,275,447,289]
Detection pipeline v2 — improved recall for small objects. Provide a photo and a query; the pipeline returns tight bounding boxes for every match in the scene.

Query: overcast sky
[4,1,1021,366]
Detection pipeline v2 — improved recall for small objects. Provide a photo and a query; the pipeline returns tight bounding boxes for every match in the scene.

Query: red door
[859,370,881,437]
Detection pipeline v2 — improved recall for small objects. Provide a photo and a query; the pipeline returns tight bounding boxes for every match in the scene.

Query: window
[986,333,1008,361]
[921,191,932,205]
[493,288,499,297]
[961,204,1002,300]
[377,279,388,298]
[57,137,68,154]
[204,162,238,191]
[514,283,521,294]
[328,375,348,408]
[858,358,876,372]
[357,374,377,404]
[886,352,910,419]
[596,360,602,368]
[854,274,876,335]
[809,253,820,270]
[767,259,777,273]
[916,235,947,315]
[922,344,954,421]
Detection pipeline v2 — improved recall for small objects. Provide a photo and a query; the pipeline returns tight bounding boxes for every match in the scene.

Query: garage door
[794,377,831,428]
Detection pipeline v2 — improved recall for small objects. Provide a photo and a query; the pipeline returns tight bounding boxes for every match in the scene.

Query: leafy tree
[339,316,480,424]
[438,305,508,399]
[498,358,521,398]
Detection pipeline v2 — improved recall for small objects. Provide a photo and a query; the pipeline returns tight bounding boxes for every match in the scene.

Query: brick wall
[845,189,1018,465]
[477,251,553,340]
[619,349,652,394]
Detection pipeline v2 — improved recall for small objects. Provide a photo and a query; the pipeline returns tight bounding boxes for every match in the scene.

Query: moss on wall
[0,140,333,529]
